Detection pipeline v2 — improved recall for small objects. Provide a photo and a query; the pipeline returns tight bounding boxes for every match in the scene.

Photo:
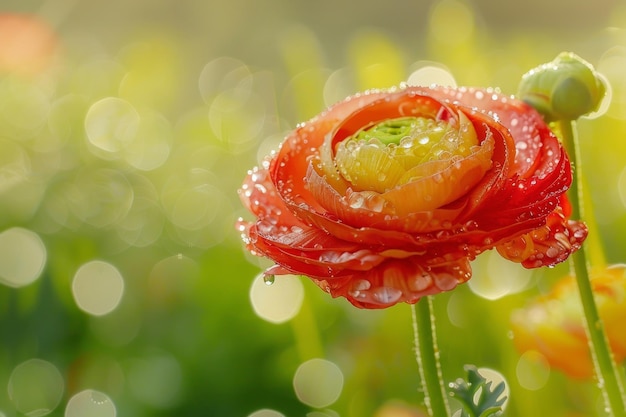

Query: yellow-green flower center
[335,115,478,193]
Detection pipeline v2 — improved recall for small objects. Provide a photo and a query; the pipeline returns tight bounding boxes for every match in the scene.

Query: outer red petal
[496,200,588,268]
[309,257,472,309]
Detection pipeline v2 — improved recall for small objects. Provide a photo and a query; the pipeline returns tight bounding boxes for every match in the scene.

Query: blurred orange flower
[373,400,427,417]
[0,13,60,75]
[511,264,626,378]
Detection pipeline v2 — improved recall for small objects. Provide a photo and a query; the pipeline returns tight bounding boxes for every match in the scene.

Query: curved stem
[558,120,626,416]
[412,296,451,417]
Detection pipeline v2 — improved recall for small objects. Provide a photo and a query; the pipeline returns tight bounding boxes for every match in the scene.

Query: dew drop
[351,279,371,291]
[372,286,402,305]
[264,275,275,286]
[545,247,560,258]
[409,273,432,291]
[433,173,444,183]
[434,273,458,291]
[348,193,365,209]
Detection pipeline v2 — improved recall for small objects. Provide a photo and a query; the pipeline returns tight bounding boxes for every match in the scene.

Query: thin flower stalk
[558,119,626,416]
[412,297,451,417]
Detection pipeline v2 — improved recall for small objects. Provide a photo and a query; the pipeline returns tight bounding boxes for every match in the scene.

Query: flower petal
[495,202,588,268]
[322,257,472,308]
[381,135,494,215]
[411,85,552,177]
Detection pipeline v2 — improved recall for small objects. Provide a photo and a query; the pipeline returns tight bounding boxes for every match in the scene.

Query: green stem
[412,296,451,417]
[558,120,626,416]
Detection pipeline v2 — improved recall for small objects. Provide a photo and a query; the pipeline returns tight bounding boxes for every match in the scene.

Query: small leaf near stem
[448,365,507,417]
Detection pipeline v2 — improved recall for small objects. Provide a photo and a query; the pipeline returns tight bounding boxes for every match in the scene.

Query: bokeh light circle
[406,62,457,87]
[0,77,51,137]
[8,358,64,417]
[306,411,340,417]
[0,139,31,193]
[429,0,475,45]
[65,390,116,417]
[115,173,163,248]
[249,273,304,324]
[123,109,172,171]
[72,261,125,316]
[198,56,253,104]
[293,358,344,408]
[247,410,285,417]
[208,89,266,152]
[0,227,47,288]
[597,46,626,120]
[516,350,551,391]
[617,165,626,209]
[468,252,532,300]
[85,97,140,154]
[323,67,356,107]
[67,168,134,228]
[127,352,183,409]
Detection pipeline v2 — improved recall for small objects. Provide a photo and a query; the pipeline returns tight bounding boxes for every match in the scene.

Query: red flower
[237,86,587,308]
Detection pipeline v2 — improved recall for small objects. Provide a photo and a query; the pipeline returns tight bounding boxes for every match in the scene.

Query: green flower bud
[517,52,606,122]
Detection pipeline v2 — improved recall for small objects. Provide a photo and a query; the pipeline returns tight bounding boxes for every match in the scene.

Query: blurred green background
[0,0,625,416]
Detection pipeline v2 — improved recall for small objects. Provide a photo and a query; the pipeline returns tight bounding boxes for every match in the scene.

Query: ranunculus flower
[511,264,626,378]
[237,85,587,308]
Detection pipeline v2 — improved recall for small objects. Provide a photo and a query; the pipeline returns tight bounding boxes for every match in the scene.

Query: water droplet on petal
[434,273,458,291]
[372,286,402,305]
[264,275,275,286]
[545,247,560,258]
[432,173,444,183]
[409,273,432,291]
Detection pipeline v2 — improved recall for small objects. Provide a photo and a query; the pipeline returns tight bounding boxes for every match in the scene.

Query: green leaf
[448,365,508,417]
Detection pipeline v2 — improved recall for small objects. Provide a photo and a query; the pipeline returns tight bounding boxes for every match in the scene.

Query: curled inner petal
[380,134,494,215]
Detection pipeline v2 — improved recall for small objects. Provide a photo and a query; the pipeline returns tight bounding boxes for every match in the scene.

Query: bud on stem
[518,52,606,122]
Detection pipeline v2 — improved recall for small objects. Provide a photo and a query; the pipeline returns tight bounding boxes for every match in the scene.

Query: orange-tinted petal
[381,135,493,215]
